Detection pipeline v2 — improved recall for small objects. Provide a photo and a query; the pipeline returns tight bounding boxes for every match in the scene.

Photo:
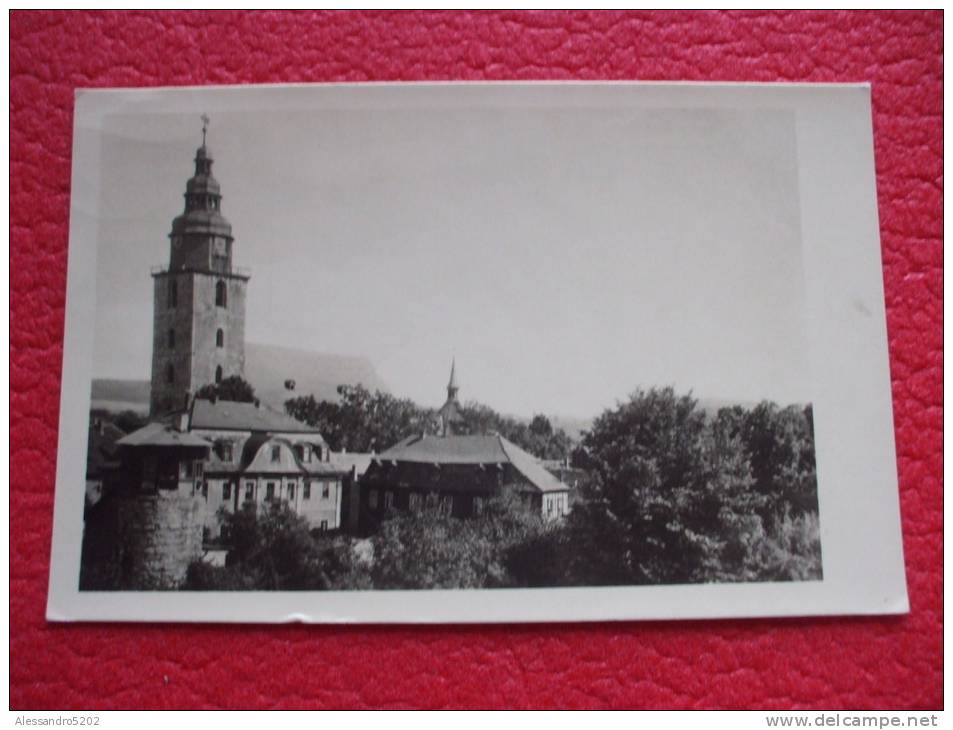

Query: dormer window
[271,446,281,463]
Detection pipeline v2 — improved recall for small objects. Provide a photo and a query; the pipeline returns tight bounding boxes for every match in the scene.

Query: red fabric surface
[10,11,942,710]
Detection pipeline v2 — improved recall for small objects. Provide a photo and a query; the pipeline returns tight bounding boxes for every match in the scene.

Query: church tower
[150,117,250,415]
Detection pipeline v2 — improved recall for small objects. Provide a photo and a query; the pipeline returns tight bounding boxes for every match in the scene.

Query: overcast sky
[91,96,811,417]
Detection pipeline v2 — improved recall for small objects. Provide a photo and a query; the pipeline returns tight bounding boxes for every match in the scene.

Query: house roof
[237,434,348,476]
[117,422,212,449]
[190,398,322,435]
[377,433,569,493]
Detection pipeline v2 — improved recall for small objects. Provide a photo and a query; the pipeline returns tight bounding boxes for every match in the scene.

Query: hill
[90,343,388,413]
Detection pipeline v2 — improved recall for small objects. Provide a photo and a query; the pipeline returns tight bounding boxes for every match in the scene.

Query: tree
[567,387,765,584]
[370,503,501,589]
[194,375,257,404]
[738,402,818,523]
[458,403,574,461]
[185,503,356,590]
[369,493,550,589]
[285,384,436,452]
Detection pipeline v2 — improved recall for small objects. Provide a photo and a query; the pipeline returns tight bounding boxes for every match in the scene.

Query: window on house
[168,328,175,349]
[216,328,224,348]
[215,365,223,384]
[322,482,330,499]
[293,444,304,461]
[223,483,231,501]
[303,483,311,500]
[182,461,193,478]
[245,483,254,501]
[384,491,394,510]
[473,496,484,516]
[265,482,275,501]
[194,461,204,478]
[168,279,177,308]
[221,443,233,462]
[301,445,312,463]
[368,489,378,509]
[215,280,227,307]
[287,484,295,501]
[166,364,174,384]
[320,520,328,531]
[271,445,281,462]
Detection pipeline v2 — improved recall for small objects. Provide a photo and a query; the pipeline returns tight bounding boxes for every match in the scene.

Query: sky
[91,96,811,418]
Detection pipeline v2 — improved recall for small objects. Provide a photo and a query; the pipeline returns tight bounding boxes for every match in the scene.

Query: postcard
[46,82,907,622]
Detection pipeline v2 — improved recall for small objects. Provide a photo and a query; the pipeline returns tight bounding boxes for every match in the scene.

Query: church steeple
[438,358,463,437]
[447,357,459,402]
[168,115,233,274]
[149,118,250,416]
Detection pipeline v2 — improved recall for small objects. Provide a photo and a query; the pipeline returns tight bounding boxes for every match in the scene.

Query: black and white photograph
[48,83,906,622]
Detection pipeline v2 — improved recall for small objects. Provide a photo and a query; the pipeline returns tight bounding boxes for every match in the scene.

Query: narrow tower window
[168,279,177,308]
[215,365,223,384]
[168,328,175,349]
[215,280,227,308]
[166,364,174,384]
[216,328,224,348]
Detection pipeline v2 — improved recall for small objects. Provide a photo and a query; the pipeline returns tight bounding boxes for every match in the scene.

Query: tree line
[284,384,574,460]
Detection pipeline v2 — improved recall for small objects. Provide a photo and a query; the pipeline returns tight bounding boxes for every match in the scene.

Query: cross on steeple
[201,113,210,146]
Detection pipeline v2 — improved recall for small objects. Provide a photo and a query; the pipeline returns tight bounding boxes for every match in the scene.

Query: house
[189,397,348,539]
[357,363,571,531]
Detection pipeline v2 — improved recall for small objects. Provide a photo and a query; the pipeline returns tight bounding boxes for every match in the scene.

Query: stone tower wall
[189,272,247,394]
[150,271,247,414]
[116,493,206,590]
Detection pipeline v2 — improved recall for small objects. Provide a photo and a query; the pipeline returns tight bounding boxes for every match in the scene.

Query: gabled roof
[117,422,212,449]
[190,398,322,435]
[377,433,569,493]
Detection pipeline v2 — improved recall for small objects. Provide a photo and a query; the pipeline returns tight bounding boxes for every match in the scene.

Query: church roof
[377,433,569,493]
[190,398,323,435]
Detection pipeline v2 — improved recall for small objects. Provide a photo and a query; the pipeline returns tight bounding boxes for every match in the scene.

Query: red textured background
[10,11,942,710]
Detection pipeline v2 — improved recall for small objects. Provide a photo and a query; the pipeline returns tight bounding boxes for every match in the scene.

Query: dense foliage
[185,503,360,591]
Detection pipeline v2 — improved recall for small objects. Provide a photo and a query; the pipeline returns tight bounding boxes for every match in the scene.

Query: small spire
[447,357,458,395]
[201,113,210,147]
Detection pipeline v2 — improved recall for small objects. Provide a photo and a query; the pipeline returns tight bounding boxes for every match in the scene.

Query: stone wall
[115,492,206,589]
